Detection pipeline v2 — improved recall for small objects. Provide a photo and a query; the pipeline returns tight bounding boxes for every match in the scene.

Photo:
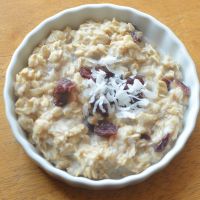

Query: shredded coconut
[98,55,120,66]
[83,67,151,118]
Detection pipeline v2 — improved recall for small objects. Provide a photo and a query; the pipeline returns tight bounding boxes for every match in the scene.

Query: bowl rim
[4,3,200,189]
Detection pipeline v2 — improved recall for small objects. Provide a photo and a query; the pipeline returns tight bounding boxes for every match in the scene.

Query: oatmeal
[14,19,190,179]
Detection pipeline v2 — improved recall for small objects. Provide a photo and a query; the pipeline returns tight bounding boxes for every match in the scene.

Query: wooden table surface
[0,0,200,199]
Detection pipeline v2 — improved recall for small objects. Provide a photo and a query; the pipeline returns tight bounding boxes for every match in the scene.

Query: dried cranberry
[176,80,190,96]
[124,75,144,89]
[140,134,151,141]
[80,67,92,79]
[131,31,142,43]
[94,121,117,137]
[53,78,76,107]
[95,66,114,78]
[162,77,172,91]
[155,134,170,152]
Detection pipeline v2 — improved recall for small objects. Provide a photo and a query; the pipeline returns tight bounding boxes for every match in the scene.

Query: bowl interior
[4,4,199,189]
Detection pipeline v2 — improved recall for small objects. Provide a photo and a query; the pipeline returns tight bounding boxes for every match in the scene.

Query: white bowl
[4,4,199,189]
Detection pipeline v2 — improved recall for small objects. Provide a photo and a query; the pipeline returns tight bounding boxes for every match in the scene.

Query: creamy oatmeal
[14,19,190,179]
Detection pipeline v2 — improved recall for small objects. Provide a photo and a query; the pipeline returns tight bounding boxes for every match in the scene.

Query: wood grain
[0,0,199,199]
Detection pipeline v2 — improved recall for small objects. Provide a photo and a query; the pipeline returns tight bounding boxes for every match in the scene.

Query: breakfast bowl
[4,4,199,189]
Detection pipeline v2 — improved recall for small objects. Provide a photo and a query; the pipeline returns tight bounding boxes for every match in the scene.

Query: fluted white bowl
[4,4,199,189]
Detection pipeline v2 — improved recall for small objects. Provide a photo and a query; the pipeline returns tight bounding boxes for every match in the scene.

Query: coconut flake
[85,55,120,67]
[82,67,151,118]
[98,55,119,66]
[116,111,137,119]
[142,88,157,99]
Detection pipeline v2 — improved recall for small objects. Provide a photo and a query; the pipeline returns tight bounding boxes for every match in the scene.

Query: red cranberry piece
[95,66,114,78]
[53,78,76,107]
[140,134,151,141]
[80,67,92,79]
[94,121,117,137]
[162,77,172,91]
[155,134,170,152]
[131,31,142,43]
[176,80,190,96]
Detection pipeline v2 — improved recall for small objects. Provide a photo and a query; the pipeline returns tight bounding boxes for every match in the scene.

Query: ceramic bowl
[4,4,199,189]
